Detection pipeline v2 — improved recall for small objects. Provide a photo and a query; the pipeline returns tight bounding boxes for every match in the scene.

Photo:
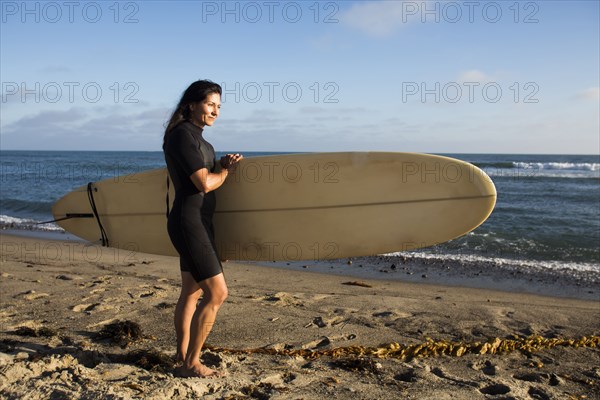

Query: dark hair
[163,80,222,148]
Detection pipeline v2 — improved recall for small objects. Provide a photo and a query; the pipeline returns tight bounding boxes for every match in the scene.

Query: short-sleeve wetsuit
[163,121,222,282]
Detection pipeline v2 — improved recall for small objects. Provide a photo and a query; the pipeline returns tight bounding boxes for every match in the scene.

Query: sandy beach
[1,232,598,399]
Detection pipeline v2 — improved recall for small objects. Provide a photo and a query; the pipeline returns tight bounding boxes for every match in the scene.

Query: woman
[163,80,243,378]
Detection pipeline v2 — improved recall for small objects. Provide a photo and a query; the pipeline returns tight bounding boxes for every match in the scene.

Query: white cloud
[340,1,425,37]
[298,106,330,115]
[37,65,74,74]
[457,70,491,83]
[575,87,600,101]
[1,106,169,150]
[297,106,367,116]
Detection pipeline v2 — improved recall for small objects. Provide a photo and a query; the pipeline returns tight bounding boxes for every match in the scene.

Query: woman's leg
[174,271,203,364]
[180,272,228,377]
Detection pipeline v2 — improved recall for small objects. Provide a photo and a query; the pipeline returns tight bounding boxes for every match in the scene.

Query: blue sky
[1,0,598,153]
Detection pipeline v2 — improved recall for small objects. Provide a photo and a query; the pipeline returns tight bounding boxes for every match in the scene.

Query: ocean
[1,150,598,277]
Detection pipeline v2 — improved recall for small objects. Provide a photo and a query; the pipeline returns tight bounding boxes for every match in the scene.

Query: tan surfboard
[52,152,496,261]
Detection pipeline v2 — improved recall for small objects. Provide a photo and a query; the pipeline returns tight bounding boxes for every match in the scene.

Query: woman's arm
[189,167,228,194]
[189,154,243,193]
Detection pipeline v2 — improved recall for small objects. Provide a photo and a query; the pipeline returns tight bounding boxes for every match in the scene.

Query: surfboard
[51,152,496,261]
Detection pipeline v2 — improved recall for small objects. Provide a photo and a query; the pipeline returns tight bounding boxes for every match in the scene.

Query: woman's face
[190,92,221,127]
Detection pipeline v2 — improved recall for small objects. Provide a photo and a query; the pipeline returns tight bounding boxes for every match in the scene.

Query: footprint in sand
[306,316,346,328]
[15,290,50,301]
[431,367,480,388]
[527,387,551,400]
[56,274,80,281]
[513,372,546,383]
[394,368,420,383]
[72,303,115,313]
[372,310,412,319]
[301,336,331,349]
[470,359,499,376]
[372,311,394,318]
[372,310,415,330]
[479,383,512,395]
[72,304,96,312]
[130,290,156,299]
[76,276,113,291]
[332,307,359,314]
[126,285,169,300]
[255,291,334,308]
[299,331,357,349]
[256,292,303,307]
[92,275,113,283]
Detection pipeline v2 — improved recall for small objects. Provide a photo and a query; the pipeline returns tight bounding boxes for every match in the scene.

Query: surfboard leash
[35,214,94,225]
[86,182,109,247]
[34,183,108,247]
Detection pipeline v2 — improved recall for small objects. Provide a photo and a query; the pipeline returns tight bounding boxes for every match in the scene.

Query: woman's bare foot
[174,355,185,368]
[175,363,225,378]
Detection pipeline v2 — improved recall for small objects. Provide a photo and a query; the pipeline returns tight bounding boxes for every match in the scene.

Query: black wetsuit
[163,121,222,282]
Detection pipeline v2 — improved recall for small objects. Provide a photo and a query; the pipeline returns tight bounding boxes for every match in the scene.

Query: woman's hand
[220,153,243,171]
